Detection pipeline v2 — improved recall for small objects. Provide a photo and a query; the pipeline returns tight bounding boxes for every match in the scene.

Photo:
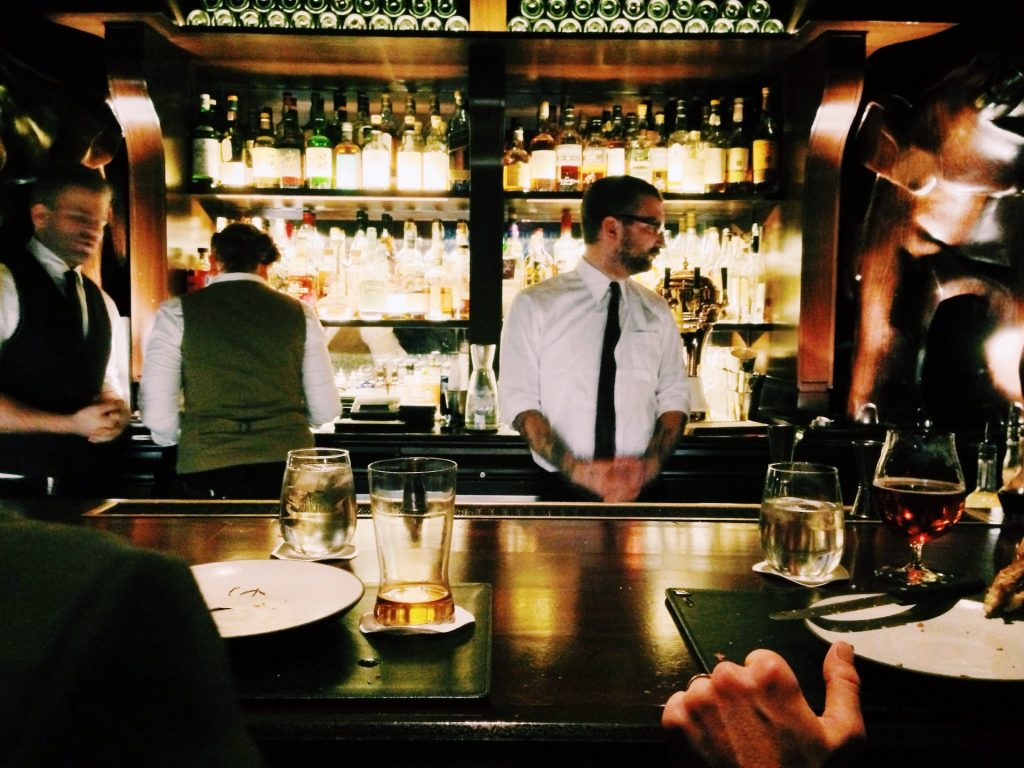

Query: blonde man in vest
[140,223,339,498]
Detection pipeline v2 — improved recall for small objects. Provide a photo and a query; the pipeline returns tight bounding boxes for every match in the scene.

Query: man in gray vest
[0,166,129,497]
[140,223,339,499]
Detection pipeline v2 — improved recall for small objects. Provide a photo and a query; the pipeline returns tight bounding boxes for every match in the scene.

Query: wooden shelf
[176,191,470,223]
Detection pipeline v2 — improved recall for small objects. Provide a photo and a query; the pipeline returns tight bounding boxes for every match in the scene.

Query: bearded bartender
[0,166,128,497]
[499,176,689,503]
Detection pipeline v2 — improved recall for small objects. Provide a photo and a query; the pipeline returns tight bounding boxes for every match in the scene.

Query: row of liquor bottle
[502,89,779,195]
[509,0,784,34]
[190,89,470,193]
[500,209,767,324]
[176,211,475,322]
[185,0,469,31]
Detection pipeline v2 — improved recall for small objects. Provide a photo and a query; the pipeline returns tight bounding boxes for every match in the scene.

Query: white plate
[805,594,1024,680]
[190,560,364,638]
[753,560,850,588]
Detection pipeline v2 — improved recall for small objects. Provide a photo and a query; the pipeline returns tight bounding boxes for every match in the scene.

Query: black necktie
[64,269,83,338]
[594,281,621,459]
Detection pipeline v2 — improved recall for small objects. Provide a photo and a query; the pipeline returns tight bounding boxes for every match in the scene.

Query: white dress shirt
[139,272,340,446]
[0,238,127,399]
[499,257,690,471]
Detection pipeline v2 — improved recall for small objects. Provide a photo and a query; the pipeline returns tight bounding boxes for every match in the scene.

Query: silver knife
[768,576,985,621]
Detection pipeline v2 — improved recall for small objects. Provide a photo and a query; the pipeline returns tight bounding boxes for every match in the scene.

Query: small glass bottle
[966,425,1002,519]
[465,343,500,432]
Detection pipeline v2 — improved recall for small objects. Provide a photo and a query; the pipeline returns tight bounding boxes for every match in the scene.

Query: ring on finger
[685,672,711,690]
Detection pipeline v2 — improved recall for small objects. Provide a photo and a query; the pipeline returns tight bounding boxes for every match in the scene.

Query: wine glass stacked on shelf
[507,0,785,34]
[184,0,470,32]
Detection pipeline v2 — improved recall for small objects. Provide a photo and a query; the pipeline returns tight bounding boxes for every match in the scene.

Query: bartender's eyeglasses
[613,213,666,235]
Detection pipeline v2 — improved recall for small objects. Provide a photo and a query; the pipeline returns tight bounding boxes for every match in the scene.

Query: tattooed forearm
[644,411,685,470]
[513,410,576,476]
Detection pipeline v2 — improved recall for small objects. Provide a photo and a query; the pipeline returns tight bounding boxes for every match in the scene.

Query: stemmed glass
[872,428,966,585]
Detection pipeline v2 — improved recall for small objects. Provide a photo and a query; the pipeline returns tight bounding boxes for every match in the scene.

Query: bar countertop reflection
[12,499,1024,766]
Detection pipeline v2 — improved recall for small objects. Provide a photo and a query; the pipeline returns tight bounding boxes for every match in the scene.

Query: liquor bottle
[596,0,621,20]
[502,121,532,192]
[395,220,428,319]
[251,106,280,189]
[666,98,689,193]
[326,90,346,147]
[752,86,779,193]
[305,95,335,189]
[580,116,608,190]
[451,220,471,319]
[694,0,719,23]
[649,111,669,192]
[357,226,388,320]
[333,121,361,190]
[625,113,652,184]
[672,0,695,18]
[276,99,304,188]
[605,105,626,177]
[701,98,727,194]
[745,0,770,20]
[647,0,671,20]
[555,103,583,193]
[191,93,221,191]
[572,0,596,18]
[1002,407,1023,487]
[966,424,1002,518]
[447,90,471,192]
[422,113,450,191]
[520,0,545,19]
[426,219,452,320]
[219,94,247,188]
[396,120,423,192]
[553,209,581,273]
[354,91,372,146]
[529,101,558,192]
[435,0,457,17]
[622,0,645,19]
[361,125,391,190]
[726,96,751,192]
[408,0,432,17]
[720,0,744,18]
[378,92,399,170]
[547,0,570,20]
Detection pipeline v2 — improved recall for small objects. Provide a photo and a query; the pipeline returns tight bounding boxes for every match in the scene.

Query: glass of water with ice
[760,462,845,580]
[279,448,357,557]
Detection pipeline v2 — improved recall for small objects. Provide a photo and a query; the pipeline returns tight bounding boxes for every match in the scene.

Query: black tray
[229,582,491,701]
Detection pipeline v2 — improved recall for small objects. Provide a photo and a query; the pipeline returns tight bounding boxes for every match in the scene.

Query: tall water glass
[279,448,357,557]
[760,462,845,579]
[368,457,457,626]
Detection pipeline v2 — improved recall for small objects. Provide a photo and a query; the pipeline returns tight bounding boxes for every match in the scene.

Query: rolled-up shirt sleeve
[654,307,690,417]
[301,304,341,428]
[138,299,184,446]
[498,290,544,427]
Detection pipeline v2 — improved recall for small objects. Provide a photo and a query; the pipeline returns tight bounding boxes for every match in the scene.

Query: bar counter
[11,498,1023,766]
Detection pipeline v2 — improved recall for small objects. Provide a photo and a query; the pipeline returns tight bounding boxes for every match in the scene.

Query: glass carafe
[465,343,499,432]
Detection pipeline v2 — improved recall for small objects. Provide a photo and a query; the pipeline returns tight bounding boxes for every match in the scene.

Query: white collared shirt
[138,272,341,446]
[0,238,127,399]
[499,257,689,470]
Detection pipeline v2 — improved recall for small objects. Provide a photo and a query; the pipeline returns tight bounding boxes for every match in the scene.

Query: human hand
[662,642,865,768]
[569,458,647,502]
[73,398,129,443]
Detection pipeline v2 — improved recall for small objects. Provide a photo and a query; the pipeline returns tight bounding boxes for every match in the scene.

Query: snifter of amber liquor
[368,457,457,626]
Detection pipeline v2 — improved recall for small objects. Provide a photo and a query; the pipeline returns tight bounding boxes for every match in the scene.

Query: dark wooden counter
[10,498,1022,766]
